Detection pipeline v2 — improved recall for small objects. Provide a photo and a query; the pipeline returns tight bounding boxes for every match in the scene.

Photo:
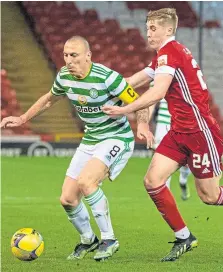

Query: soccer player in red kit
[102,8,223,261]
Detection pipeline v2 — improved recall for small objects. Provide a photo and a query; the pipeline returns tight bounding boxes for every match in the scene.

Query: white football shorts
[66,139,134,181]
[154,123,170,149]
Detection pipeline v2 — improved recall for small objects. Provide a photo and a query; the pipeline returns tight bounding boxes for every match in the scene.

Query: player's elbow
[158,89,167,100]
[152,87,166,102]
[45,101,52,109]
[153,93,165,104]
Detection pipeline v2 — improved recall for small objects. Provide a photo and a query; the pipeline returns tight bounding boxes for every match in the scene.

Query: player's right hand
[0,116,24,128]
[137,123,155,149]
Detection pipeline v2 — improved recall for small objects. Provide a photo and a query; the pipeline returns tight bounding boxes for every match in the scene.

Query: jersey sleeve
[155,47,178,76]
[144,56,157,79]
[51,72,66,96]
[105,70,139,103]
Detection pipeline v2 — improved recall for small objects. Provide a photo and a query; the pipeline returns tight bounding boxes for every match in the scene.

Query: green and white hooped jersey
[51,63,134,145]
[157,98,171,125]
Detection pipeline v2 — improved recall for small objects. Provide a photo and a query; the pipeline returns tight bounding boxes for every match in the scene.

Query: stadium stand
[1,2,82,137]
[1,69,32,135]
[2,1,222,138]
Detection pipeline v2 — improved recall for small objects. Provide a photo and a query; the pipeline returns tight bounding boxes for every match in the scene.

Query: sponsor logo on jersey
[78,95,87,105]
[158,55,167,67]
[89,88,99,99]
[76,105,101,113]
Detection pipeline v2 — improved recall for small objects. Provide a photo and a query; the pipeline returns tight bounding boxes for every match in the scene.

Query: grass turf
[1,157,223,272]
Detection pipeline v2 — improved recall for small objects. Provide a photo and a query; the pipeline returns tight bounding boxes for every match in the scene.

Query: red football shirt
[144,37,217,133]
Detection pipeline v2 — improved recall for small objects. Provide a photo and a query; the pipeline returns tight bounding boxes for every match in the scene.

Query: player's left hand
[137,123,155,149]
[102,105,127,117]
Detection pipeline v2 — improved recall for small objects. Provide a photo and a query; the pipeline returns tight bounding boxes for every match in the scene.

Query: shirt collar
[158,36,175,51]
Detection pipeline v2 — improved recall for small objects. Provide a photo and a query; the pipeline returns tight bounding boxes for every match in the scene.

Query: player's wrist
[125,104,135,114]
[20,115,27,124]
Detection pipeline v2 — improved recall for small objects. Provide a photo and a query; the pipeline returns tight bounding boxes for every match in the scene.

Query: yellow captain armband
[118,85,139,104]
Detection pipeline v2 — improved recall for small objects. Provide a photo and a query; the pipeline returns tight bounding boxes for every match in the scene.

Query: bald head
[66,36,90,52]
[63,36,92,78]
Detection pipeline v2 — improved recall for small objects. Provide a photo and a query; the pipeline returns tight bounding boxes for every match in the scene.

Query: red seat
[1,69,32,134]
[104,19,120,31]
[204,20,221,28]
[126,1,198,27]
[84,9,99,23]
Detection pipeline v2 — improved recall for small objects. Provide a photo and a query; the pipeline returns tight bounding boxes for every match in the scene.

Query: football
[11,228,44,261]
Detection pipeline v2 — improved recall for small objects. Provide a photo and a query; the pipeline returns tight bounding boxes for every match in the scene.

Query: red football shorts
[156,125,223,179]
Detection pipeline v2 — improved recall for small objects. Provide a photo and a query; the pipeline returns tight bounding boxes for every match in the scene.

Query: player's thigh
[66,144,95,180]
[94,139,134,181]
[145,130,186,188]
[77,139,134,192]
[77,157,109,195]
[61,145,94,204]
[145,152,180,189]
[194,174,222,204]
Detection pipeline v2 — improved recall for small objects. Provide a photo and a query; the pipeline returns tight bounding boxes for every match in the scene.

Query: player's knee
[144,175,152,189]
[144,172,164,189]
[60,195,79,207]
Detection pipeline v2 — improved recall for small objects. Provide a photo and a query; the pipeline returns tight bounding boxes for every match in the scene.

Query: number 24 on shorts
[193,153,210,168]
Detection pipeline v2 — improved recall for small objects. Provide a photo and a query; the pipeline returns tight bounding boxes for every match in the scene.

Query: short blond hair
[147,8,178,34]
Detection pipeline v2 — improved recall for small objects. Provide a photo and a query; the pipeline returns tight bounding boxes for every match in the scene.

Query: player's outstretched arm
[125,69,153,89]
[115,82,154,148]
[102,74,173,116]
[0,91,64,128]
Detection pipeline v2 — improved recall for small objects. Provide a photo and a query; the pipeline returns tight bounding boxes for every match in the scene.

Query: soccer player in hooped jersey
[103,8,223,261]
[1,36,152,261]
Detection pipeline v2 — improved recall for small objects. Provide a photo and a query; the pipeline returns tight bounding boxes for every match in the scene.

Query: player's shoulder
[91,62,121,82]
[159,40,187,57]
[92,63,113,76]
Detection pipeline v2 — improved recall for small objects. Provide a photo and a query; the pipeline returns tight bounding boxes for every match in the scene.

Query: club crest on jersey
[78,95,87,105]
[158,55,167,67]
[89,88,99,99]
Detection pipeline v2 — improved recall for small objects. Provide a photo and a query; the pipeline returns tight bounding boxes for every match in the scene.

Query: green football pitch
[1,157,223,272]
